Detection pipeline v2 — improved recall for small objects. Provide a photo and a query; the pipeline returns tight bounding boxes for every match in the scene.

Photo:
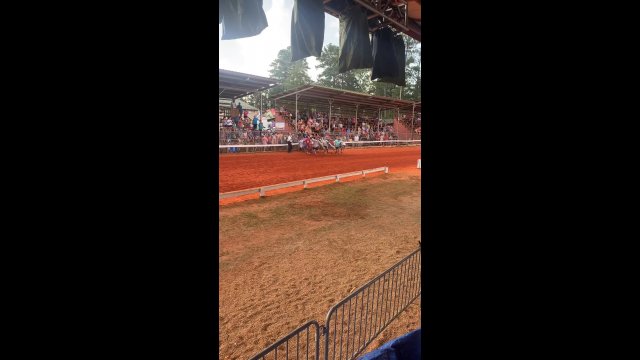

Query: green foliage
[268,46,312,95]
[315,35,421,101]
[261,34,420,107]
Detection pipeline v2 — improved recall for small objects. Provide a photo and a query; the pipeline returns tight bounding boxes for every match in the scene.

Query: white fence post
[362,170,366,177]
[417,159,421,169]
[303,180,307,189]
[259,188,266,197]
[385,167,389,173]
[336,175,340,182]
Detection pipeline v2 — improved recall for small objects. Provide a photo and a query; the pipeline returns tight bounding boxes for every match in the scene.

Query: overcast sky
[218,0,340,81]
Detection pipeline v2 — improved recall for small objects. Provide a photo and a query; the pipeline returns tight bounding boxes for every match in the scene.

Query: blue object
[359,329,421,360]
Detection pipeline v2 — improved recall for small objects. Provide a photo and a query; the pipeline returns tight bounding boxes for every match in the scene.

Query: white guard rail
[219,167,389,201]
[219,143,299,148]
[343,139,422,145]
[218,139,421,149]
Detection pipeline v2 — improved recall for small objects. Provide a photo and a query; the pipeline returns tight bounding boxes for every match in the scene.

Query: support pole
[412,102,415,140]
[397,107,400,139]
[355,104,359,133]
[295,93,299,133]
[260,92,263,116]
[329,99,333,135]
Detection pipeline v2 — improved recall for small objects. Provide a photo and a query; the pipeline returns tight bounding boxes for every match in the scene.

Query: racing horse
[298,136,312,154]
[333,138,345,154]
[297,137,306,152]
[310,138,323,155]
[318,138,332,154]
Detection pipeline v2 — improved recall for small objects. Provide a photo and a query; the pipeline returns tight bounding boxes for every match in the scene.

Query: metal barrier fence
[246,248,421,360]
[323,248,421,360]
[248,321,321,360]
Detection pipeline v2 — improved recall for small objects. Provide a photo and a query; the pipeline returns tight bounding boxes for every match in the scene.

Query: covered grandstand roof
[323,0,421,42]
[219,69,280,100]
[271,85,417,114]
[398,100,421,113]
[218,98,258,111]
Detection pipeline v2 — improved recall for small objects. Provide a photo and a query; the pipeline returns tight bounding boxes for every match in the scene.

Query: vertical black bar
[357,292,364,353]
[286,340,289,360]
[352,293,358,356]
[418,251,422,293]
[402,253,411,306]
[370,280,379,340]
[392,266,399,318]
[306,326,309,360]
[412,253,418,298]
[398,260,406,312]
[391,266,399,317]
[416,252,420,295]
[332,313,337,360]
[352,294,358,358]
[375,277,382,334]
[397,259,406,312]
[345,299,352,360]
[275,347,278,360]
[339,305,344,360]
[395,264,402,314]
[411,255,418,299]
[379,274,387,331]
[362,285,370,349]
[386,270,394,326]
[415,252,420,296]
[383,273,390,328]
[296,332,300,360]
[369,281,377,342]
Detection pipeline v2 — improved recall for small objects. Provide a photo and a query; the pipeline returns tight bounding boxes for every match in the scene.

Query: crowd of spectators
[219,125,288,146]
[219,102,420,147]
[292,114,399,142]
[398,113,422,136]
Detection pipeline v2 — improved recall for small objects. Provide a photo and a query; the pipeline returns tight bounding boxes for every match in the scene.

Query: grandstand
[219,81,421,151]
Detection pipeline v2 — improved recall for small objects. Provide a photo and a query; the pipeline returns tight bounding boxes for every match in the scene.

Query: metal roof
[218,98,259,111]
[271,84,417,114]
[323,0,421,42]
[398,100,421,113]
[219,69,280,100]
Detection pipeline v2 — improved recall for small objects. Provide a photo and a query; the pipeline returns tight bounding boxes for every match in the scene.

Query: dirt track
[219,146,421,193]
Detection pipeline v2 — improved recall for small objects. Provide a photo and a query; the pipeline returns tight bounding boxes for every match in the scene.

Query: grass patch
[220,175,421,238]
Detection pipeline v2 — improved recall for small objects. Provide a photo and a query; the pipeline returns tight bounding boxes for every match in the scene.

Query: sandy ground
[219,167,421,360]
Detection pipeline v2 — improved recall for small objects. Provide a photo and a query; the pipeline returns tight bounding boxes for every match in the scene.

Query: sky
[218,0,340,82]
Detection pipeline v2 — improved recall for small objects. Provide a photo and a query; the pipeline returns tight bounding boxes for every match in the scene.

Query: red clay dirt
[219,147,421,194]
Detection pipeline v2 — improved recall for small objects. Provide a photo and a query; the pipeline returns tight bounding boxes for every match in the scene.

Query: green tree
[315,44,364,92]
[268,46,312,95]
[403,35,421,100]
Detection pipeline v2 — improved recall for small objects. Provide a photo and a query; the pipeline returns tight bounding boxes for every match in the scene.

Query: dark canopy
[323,0,421,42]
